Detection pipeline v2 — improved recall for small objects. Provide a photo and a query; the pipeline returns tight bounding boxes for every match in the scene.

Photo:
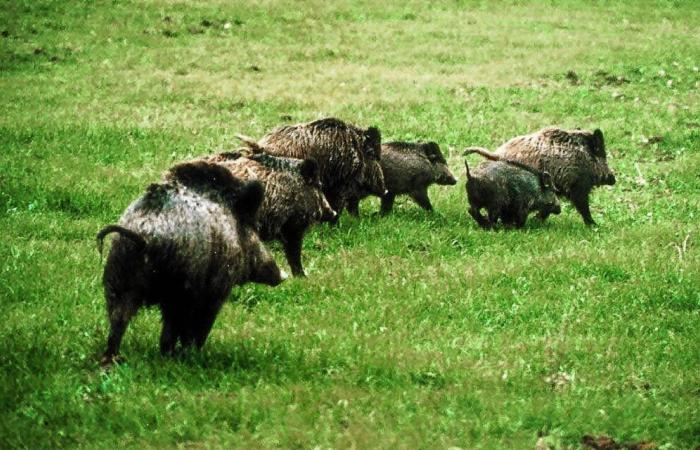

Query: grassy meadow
[1,0,699,448]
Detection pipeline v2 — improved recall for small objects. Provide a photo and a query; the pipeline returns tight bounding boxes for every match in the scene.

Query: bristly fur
[245,117,384,218]
[198,153,335,277]
[346,140,456,216]
[98,169,281,365]
[165,160,265,222]
[493,127,616,225]
[463,147,552,188]
[464,159,561,229]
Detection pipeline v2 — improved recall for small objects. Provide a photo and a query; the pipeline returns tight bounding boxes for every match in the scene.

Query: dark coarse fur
[97,161,282,365]
[346,141,457,215]
[240,117,384,219]
[202,152,336,277]
[464,152,561,229]
[492,127,616,225]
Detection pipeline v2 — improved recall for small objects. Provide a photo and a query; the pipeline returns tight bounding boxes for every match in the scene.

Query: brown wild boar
[204,151,336,277]
[346,141,457,215]
[237,117,386,219]
[97,161,282,365]
[464,150,561,229]
[490,127,616,225]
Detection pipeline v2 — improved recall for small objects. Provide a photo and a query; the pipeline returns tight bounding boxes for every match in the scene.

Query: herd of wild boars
[97,117,616,364]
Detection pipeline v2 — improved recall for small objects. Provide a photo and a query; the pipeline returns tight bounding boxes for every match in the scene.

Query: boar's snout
[250,243,284,287]
[605,173,616,186]
[435,164,457,186]
[252,259,284,286]
[318,195,337,222]
[442,173,458,186]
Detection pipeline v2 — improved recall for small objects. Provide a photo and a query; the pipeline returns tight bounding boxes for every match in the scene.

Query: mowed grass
[1,0,699,448]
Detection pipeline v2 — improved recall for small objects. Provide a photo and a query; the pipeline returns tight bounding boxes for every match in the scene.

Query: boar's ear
[590,129,606,157]
[234,180,265,220]
[363,126,382,160]
[422,141,444,162]
[540,172,554,190]
[299,158,319,185]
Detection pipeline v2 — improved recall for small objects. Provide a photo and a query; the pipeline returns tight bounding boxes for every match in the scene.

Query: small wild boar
[345,158,389,216]
[492,127,616,225]
[204,151,336,277]
[346,141,457,215]
[97,161,282,364]
[464,149,561,229]
[237,117,386,218]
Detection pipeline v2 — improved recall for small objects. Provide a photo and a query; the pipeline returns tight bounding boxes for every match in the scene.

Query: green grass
[1,0,699,448]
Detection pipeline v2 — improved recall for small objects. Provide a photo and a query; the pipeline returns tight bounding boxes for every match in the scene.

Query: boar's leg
[509,208,529,229]
[325,191,344,225]
[159,302,186,356]
[486,207,502,228]
[346,197,360,217]
[537,210,551,221]
[469,206,491,229]
[281,222,306,277]
[409,189,433,212]
[102,291,139,365]
[571,188,596,226]
[177,303,222,350]
[190,300,226,349]
[380,193,395,215]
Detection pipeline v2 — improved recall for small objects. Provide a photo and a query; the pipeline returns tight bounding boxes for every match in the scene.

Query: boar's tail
[464,159,471,180]
[235,134,265,154]
[463,147,500,160]
[463,147,542,178]
[96,225,146,258]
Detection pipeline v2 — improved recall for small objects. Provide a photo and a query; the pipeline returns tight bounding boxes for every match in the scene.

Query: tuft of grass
[1,1,698,448]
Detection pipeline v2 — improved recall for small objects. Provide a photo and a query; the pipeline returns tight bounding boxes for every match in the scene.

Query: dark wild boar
[97,161,282,365]
[237,117,386,219]
[204,151,336,277]
[346,141,457,215]
[464,150,561,229]
[490,127,616,225]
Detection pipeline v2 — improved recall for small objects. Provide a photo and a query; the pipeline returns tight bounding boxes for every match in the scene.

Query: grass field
[1,0,699,448]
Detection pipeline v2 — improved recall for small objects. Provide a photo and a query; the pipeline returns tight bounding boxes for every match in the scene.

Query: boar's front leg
[380,192,395,215]
[159,302,185,356]
[409,189,433,212]
[570,188,596,226]
[346,197,360,217]
[186,300,225,349]
[325,191,344,225]
[281,222,306,277]
[102,290,139,365]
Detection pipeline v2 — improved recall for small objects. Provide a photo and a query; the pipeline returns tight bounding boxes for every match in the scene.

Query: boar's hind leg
[102,291,139,365]
[571,189,596,226]
[281,223,306,277]
[409,189,433,212]
[469,206,491,229]
[346,197,360,217]
[190,300,226,349]
[380,193,395,215]
[159,303,186,356]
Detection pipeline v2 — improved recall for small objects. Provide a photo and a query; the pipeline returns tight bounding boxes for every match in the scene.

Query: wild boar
[345,141,457,215]
[491,127,616,225]
[464,150,561,229]
[97,161,282,364]
[204,151,336,277]
[236,117,385,218]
